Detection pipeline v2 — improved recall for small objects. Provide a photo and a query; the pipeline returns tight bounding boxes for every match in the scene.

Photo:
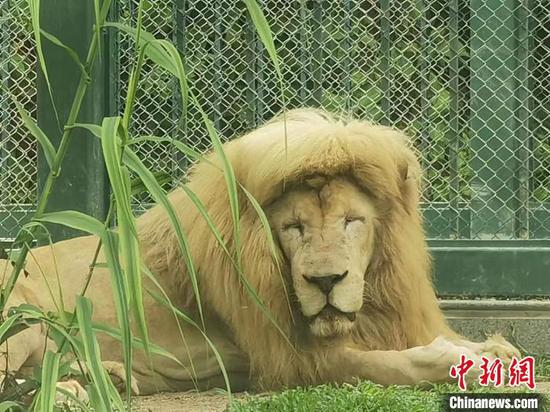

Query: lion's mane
[137,108,449,389]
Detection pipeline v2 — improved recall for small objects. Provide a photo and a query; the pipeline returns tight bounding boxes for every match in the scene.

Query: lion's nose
[303,271,348,294]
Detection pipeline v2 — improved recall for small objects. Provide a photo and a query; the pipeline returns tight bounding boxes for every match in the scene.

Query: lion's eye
[283,222,304,235]
[344,216,365,227]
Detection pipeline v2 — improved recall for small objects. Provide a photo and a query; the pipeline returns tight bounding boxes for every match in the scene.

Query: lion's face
[268,177,378,338]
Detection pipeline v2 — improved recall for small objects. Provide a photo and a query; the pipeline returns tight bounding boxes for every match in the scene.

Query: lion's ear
[398,157,422,214]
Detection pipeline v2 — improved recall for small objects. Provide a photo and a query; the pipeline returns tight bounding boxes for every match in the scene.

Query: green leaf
[53,386,90,411]
[180,185,228,253]
[131,171,173,196]
[240,184,293,319]
[92,322,183,367]
[0,313,22,344]
[122,0,146,133]
[244,0,283,79]
[101,117,148,402]
[93,0,102,58]
[129,136,209,165]
[40,29,89,80]
[122,45,146,135]
[123,149,204,328]
[9,306,86,368]
[77,127,207,165]
[105,23,177,74]
[105,23,189,119]
[12,99,56,169]
[195,106,241,266]
[71,122,102,138]
[244,0,287,151]
[27,0,59,129]
[142,266,232,399]
[100,231,133,399]
[0,401,23,412]
[35,211,106,237]
[38,351,61,412]
[76,296,121,412]
[154,40,189,121]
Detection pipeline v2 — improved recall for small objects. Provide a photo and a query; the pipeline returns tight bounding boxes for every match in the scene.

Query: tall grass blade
[36,211,106,237]
[180,184,292,343]
[104,24,189,116]
[27,0,60,129]
[194,105,241,266]
[122,47,146,135]
[76,296,122,412]
[71,123,102,138]
[190,101,292,346]
[155,40,189,119]
[0,0,114,311]
[180,185,227,250]
[0,313,21,344]
[93,322,183,366]
[9,307,85,363]
[123,149,204,328]
[142,267,232,400]
[35,212,133,407]
[101,117,147,402]
[37,351,61,412]
[12,99,55,169]
[240,184,292,320]
[122,0,145,134]
[53,387,90,411]
[40,29,89,80]
[244,0,287,154]
[130,136,207,165]
[244,0,282,79]
[0,402,22,412]
[105,23,176,73]
[86,385,102,411]
[92,0,102,57]
[71,123,204,164]
[0,313,22,344]
[101,230,133,403]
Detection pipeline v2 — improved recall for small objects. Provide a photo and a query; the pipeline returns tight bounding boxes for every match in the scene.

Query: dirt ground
[132,390,249,412]
[132,383,550,412]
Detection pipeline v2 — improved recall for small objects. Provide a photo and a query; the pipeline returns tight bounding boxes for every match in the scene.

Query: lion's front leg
[331,336,483,386]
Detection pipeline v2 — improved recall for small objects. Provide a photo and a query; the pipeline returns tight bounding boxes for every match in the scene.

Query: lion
[0,108,520,397]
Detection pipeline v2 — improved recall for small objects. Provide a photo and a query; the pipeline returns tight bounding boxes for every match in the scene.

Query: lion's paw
[479,335,521,364]
[55,379,89,404]
[102,361,140,395]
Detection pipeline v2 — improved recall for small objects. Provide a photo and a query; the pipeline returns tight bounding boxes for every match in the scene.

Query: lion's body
[0,109,519,395]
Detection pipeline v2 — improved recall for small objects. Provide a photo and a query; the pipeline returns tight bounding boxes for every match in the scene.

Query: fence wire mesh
[0,0,548,241]
[0,0,37,240]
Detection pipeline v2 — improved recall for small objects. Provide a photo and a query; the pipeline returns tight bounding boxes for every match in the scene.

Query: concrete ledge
[441,299,550,354]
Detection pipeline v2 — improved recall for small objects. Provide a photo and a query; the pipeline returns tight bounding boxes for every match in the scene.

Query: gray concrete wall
[442,299,550,354]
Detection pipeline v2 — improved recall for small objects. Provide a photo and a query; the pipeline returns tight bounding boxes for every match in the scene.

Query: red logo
[450,355,536,391]
[449,354,475,391]
[508,356,536,390]
[479,356,504,387]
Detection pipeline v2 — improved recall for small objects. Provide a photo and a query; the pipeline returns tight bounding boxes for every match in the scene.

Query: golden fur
[0,108,520,395]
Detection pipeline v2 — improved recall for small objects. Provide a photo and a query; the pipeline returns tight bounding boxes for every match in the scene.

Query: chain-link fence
[0,0,548,241]
[0,0,38,241]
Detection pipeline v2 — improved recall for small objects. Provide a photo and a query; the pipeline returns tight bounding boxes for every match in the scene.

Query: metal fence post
[37,0,110,241]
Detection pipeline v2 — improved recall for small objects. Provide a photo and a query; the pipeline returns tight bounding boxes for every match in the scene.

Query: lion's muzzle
[307,304,357,337]
[303,270,348,294]
[313,304,356,322]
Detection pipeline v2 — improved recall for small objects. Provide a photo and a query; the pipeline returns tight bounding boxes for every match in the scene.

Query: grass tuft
[230,379,549,412]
